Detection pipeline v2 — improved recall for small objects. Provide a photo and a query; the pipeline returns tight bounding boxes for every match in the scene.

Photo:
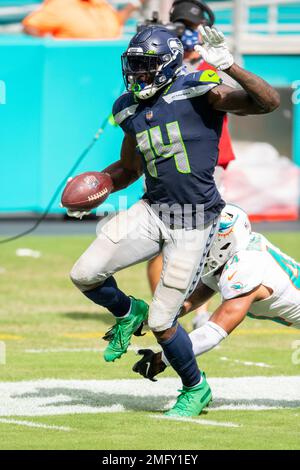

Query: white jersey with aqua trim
[202,232,300,329]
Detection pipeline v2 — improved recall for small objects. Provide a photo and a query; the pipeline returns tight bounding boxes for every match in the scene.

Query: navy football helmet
[122,26,184,100]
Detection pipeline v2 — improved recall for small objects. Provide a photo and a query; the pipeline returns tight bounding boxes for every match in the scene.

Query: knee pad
[70,258,106,291]
[163,252,196,290]
[148,299,175,332]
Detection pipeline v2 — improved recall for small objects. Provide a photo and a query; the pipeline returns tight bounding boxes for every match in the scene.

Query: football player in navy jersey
[70,26,279,416]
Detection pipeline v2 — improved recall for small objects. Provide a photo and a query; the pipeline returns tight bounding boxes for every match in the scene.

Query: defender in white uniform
[202,231,300,330]
[133,204,300,381]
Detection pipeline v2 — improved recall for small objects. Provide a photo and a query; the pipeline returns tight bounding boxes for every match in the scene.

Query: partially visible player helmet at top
[122,26,184,100]
[170,0,215,52]
[203,204,252,276]
[170,0,215,27]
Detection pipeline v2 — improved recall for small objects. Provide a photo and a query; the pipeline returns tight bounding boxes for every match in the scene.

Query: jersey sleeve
[183,69,222,97]
[219,251,266,300]
[112,93,138,134]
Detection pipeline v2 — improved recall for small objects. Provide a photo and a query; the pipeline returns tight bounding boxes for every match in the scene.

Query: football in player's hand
[61,171,113,211]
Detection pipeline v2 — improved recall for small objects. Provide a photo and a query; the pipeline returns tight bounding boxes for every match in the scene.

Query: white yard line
[0,377,299,417]
[0,418,71,431]
[220,356,273,368]
[25,346,160,354]
[150,415,240,428]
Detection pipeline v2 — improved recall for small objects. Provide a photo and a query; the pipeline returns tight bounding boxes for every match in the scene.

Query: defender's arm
[209,287,260,333]
[208,64,280,115]
[181,281,216,317]
[103,133,143,193]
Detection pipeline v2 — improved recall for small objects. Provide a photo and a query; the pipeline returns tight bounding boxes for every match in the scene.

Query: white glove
[67,209,91,220]
[195,26,234,71]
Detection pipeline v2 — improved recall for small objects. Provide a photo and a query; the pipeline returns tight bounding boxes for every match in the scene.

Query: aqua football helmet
[203,204,252,276]
[122,26,184,100]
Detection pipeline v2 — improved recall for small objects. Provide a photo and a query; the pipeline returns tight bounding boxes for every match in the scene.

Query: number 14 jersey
[112,70,226,226]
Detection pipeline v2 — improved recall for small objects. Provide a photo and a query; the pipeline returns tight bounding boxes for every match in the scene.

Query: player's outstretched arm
[209,288,259,334]
[182,281,216,316]
[133,288,260,381]
[195,26,280,115]
[188,284,274,359]
[103,133,143,193]
[208,64,280,115]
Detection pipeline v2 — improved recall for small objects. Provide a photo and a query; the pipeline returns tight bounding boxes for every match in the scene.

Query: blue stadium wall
[0,34,299,214]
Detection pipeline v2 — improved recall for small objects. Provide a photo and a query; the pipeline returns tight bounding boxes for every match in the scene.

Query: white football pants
[70,200,219,332]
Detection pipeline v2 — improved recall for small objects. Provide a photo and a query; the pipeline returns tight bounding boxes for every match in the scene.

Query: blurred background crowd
[0,0,300,223]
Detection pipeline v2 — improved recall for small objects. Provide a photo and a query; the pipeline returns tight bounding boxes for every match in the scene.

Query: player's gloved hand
[66,209,91,220]
[194,25,234,71]
[62,177,91,219]
[132,349,166,382]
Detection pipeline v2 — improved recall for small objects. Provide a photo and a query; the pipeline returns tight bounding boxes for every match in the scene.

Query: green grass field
[0,233,300,450]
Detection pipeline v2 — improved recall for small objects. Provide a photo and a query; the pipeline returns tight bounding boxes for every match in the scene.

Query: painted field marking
[233,328,300,336]
[0,418,71,431]
[63,328,300,340]
[151,415,240,428]
[220,356,273,368]
[0,334,23,341]
[63,330,156,339]
[25,346,160,354]
[0,377,299,417]
[63,332,104,339]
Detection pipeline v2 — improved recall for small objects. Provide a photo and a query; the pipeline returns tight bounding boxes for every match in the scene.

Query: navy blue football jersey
[112,70,226,227]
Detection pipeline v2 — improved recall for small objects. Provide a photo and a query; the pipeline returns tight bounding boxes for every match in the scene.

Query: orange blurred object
[23,0,122,39]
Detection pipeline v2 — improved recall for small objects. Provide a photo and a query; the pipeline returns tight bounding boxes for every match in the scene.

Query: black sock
[83,277,131,317]
[159,324,201,388]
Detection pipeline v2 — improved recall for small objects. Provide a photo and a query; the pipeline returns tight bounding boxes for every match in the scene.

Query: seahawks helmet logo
[168,38,184,57]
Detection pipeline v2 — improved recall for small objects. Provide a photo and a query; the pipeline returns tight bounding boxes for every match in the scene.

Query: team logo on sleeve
[231,282,245,291]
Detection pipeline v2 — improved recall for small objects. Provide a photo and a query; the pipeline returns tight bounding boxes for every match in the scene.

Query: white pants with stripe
[70,200,219,332]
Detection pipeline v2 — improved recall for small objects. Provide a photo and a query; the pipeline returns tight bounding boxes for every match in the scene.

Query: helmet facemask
[122,52,180,100]
[122,32,184,100]
[202,204,252,278]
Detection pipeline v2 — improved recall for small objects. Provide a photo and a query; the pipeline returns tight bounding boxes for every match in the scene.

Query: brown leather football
[61,171,113,211]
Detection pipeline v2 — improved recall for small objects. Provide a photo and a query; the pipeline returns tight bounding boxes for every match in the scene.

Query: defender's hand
[132,349,166,382]
[195,26,234,71]
[67,209,91,220]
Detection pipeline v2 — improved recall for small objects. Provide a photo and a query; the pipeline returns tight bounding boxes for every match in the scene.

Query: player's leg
[148,218,219,416]
[147,254,163,295]
[147,254,211,329]
[70,201,160,361]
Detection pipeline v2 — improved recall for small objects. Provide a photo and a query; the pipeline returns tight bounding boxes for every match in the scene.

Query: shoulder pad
[219,251,266,300]
[199,69,222,85]
[112,92,138,126]
[184,70,222,86]
[163,71,221,104]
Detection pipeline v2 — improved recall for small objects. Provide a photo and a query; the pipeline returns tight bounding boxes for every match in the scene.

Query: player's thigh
[148,219,219,332]
[70,201,160,290]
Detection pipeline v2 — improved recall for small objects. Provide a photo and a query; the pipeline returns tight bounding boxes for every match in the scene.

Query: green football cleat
[103,297,149,363]
[165,373,212,417]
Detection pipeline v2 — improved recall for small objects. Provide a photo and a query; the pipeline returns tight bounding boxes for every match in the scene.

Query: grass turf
[0,233,299,450]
